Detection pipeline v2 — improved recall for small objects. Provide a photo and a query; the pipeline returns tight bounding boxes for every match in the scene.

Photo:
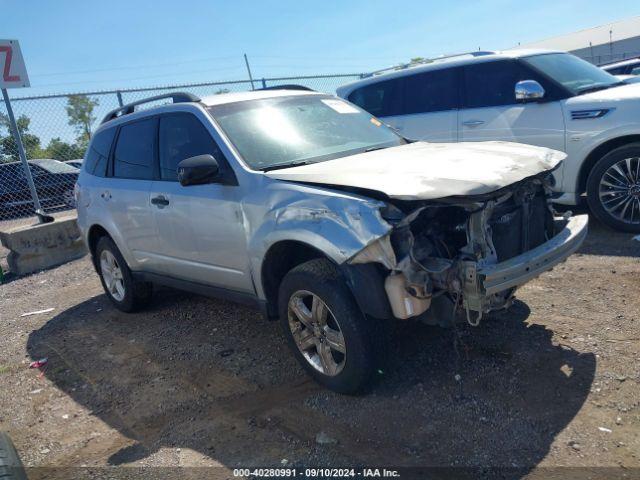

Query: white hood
[265,141,564,200]
[567,81,640,104]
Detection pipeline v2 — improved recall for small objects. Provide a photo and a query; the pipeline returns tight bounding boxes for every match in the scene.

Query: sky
[3,0,640,98]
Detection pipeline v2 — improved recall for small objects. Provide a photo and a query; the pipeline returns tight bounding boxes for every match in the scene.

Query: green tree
[44,137,86,161]
[0,113,44,162]
[66,95,99,144]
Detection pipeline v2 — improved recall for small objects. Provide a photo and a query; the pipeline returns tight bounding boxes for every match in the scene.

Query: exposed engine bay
[348,172,576,327]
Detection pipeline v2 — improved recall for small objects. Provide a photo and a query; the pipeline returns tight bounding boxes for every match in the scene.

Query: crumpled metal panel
[265,141,565,200]
[243,183,393,298]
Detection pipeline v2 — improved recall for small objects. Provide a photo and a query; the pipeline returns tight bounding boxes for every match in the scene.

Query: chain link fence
[0,73,364,222]
[578,50,640,66]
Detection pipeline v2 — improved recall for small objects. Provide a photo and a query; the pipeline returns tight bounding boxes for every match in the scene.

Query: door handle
[151,195,170,207]
[100,190,111,200]
[462,120,485,127]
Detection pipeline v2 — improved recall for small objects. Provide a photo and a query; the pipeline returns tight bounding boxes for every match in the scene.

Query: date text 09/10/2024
[232,468,401,478]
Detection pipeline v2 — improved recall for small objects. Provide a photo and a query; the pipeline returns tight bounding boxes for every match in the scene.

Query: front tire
[587,143,640,233]
[95,236,153,312]
[278,258,378,394]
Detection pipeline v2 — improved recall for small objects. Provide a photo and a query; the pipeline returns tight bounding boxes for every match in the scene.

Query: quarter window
[158,113,224,181]
[84,127,116,177]
[113,119,156,180]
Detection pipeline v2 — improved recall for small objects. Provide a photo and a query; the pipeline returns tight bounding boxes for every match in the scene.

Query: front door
[149,112,251,293]
[458,60,565,153]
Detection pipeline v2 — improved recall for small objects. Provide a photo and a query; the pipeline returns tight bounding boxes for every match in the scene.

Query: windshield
[523,53,621,95]
[208,95,404,170]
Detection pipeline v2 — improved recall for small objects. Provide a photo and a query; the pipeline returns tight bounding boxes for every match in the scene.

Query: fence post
[261,78,267,89]
[116,91,124,107]
[244,53,255,90]
[1,88,49,223]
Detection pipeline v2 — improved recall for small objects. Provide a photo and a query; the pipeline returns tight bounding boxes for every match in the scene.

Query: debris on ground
[21,308,54,317]
[29,358,48,369]
[315,431,338,445]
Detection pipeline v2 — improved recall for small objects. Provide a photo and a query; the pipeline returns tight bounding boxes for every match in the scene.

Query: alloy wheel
[599,156,640,225]
[100,250,126,302]
[287,290,346,376]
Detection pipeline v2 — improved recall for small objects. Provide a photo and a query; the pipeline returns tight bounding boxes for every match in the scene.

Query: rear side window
[463,60,528,108]
[402,68,459,114]
[348,78,403,117]
[158,113,225,181]
[84,128,116,177]
[113,118,156,180]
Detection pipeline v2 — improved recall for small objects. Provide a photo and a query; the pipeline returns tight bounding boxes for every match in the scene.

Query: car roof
[95,89,324,133]
[0,159,59,166]
[336,48,562,96]
[201,89,321,106]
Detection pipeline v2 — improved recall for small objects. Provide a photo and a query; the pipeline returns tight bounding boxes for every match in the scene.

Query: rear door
[347,77,406,135]
[393,67,460,142]
[150,112,251,292]
[347,71,459,142]
[458,59,565,152]
[102,117,161,271]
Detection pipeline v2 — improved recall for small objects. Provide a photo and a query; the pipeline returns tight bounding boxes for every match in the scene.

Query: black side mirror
[177,154,220,186]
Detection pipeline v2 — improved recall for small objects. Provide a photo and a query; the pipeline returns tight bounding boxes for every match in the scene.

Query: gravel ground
[0,213,638,479]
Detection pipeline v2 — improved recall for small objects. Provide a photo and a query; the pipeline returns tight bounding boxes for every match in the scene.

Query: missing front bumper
[462,214,588,313]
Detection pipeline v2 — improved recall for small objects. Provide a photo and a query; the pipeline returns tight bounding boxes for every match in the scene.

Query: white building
[518,16,640,65]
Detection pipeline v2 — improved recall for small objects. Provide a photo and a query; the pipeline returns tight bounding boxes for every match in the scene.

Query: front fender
[564,120,640,194]
[244,183,392,299]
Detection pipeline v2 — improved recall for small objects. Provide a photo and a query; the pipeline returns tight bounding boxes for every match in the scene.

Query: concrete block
[0,214,87,276]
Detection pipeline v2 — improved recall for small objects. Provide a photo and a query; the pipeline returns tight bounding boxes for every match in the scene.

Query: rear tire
[95,236,153,312]
[279,258,380,394]
[586,143,640,233]
[0,432,27,480]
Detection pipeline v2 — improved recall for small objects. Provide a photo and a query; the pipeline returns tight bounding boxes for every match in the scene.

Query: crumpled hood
[265,141,565,200]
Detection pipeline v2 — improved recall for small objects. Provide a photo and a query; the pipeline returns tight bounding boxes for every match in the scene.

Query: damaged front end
[347,174,588,326]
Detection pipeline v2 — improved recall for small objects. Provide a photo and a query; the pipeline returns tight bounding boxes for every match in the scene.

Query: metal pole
[261,78,267,89]
[116,91,124,107]
[1,87,47,223]
[244,53,255,91]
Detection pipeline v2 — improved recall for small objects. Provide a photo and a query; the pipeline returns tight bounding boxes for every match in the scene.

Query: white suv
[337,50,640,232]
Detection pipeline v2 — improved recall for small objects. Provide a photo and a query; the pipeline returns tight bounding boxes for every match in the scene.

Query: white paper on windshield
[321,99,359,113]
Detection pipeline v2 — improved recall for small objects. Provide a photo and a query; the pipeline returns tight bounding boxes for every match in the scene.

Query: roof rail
[101,92,200,124]
[363,50,495,78]
[255,84,316,92]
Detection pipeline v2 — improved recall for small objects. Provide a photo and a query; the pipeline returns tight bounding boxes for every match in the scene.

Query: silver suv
[76,89,588,393]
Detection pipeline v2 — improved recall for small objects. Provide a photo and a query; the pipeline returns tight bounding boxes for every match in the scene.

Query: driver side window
[158,113,226,181]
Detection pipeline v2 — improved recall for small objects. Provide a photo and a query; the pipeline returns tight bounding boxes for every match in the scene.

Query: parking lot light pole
[1,87,49,223]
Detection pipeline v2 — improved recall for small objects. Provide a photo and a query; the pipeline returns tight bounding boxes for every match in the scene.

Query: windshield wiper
[262,160,312,172]
[364,145,391,153]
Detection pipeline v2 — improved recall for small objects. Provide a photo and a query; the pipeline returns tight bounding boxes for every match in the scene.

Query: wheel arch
[86,224,120,273]
[578,135,640,194]
[260,240,329,319]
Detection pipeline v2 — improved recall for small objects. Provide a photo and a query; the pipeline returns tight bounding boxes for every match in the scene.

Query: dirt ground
[0,212,638,480]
